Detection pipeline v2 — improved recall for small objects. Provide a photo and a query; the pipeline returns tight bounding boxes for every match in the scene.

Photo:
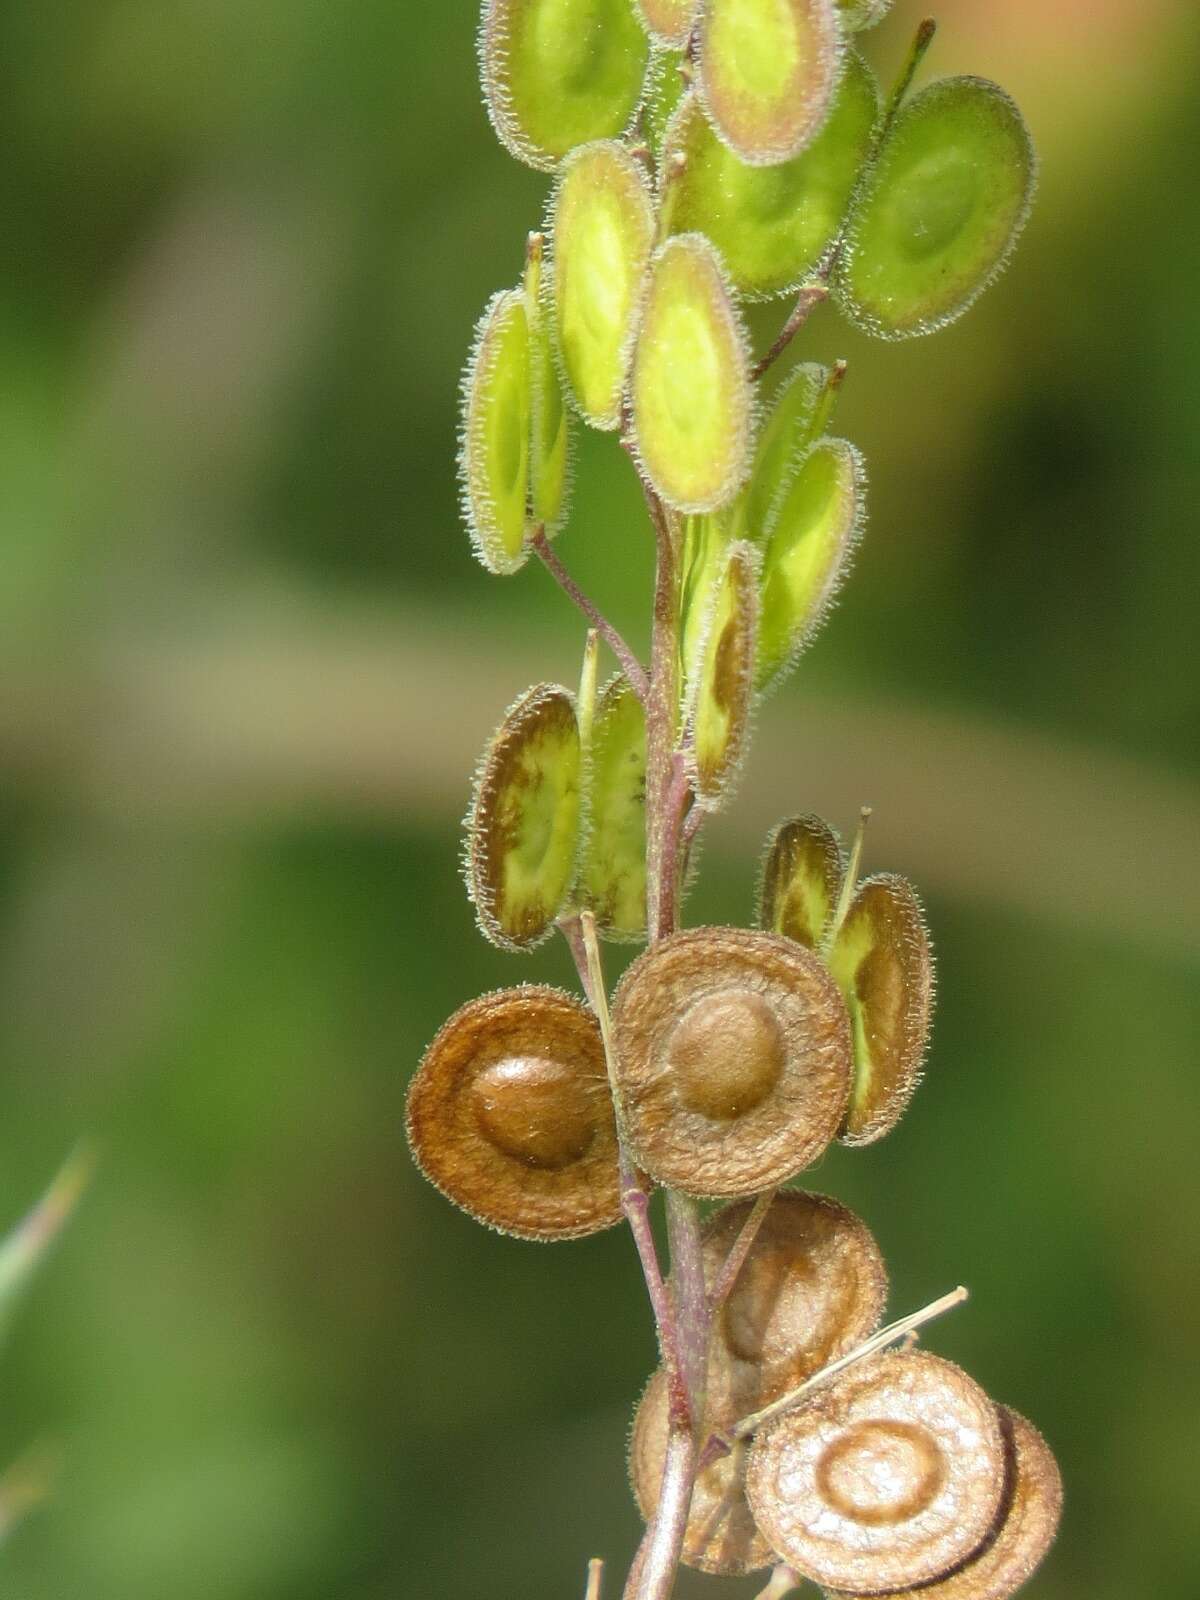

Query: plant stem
[585,1557,605,1600]
[707,1189,776,1313]
[751,281,829,381]
[752,1565,803,1600]
[532,529,650,703]
[623,1427,697,1600]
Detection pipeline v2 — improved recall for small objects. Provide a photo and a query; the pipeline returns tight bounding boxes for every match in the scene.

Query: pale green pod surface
[727,361,824,544]
[835,76,1036,339]
[643,50,688,158]
[631,233,753,513]
[525,251,573,533]
[459,288,533,574]
[467,683,583,950]
[635,0,701,49]
[689,541,760,804]
[579,675,648,939]
[696,0,843,166]
[679,511,729,688]
[758,814,843,949]
[552,140,656,430]
[836,0,891,30]
[482,0,651,172]
[827,873,934,1144]
[662,56,878,299]
[757,436,863,690]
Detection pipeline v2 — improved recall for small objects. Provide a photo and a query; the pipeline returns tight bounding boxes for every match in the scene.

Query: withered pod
[406,985,622,1241]
[610,927,852,1197]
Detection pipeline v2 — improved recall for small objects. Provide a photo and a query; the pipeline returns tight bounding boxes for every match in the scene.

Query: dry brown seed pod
[610,926,852,1197]
[759,814,845,949]
[829,1407,1063,1600]
[745,1350,1007,1594]
[406,985,622,1241]
[688,540,760,806]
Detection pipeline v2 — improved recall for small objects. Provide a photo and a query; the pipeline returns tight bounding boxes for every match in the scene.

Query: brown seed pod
[687,539,761,807]
[759,814,844,949]
[610,927,852,1197]
[745,1351,1007,1594]
[405,985,622,1241]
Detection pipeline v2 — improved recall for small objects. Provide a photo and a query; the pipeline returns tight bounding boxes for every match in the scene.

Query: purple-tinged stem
[707,1189,776,1314]
[751,281,829,381]
[532,529,650,704]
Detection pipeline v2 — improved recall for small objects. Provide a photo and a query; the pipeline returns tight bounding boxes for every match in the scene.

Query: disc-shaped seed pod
[610,926,852,1196]
[758,814,844,950]
[696,0,843,167]
[835,77,1036,339]
[745,1351,1008,1594]
[756,436,865,690]
[727,362,826,546]
[635,0,700,49]
[459,288,533,575]
[577,675,647,939]
[688,540,760,806]
[481,0,651,173]
[630,233,753,513]
[551,140,656,430]
[836,0,891,30]
[406,986,622,1240]
[830,1408,1063,1600]
[662,56,878,300]
[525,241,573,535]
[466,683,583,950]
[827,872,933,1145]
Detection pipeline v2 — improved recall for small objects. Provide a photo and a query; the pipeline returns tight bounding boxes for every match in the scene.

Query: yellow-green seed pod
[727,361,825,545]
[662,56,879,300]
[696,0,843,167]
[578,675,648,939]
[459,288,533,575]
[481,0,651,173]
[758,814,843,949]
[551,140,656,430]
[466,683,583,950]
[642,49,689,158]
[635,0,700,49]
[525,238,573,535]
[836,0,891,30]
[688,540,760,804]
[835,76,1036,339]
[827,872,934,1144]
[757,436,864,690]
[630,233,753,512]
[678,511,729,689]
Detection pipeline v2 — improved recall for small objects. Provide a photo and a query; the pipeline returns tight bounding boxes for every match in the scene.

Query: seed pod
[642,50,689,158]
[661,55,878,300]
[727,361,826,546]
[688,540,760,806]
[406,985,622,1240]
[836,0,891,30]
[696,0,843,167]
[459,288,533,575]
[630,233,753,513]
[757,437,865,690]
[828,872,933,1145]
[835,77,1036,339]
[745,1351,1008,1594]
[635,0,700,50]
[829,1408,1063,1600]
[481,0,651,173]
[525,239,573,534]
[466,683,583,950]
[679,512,728,690]
[610,926,852,1196]
[758,814,844,949]
[577,675,648,939]
[551,140,656,430]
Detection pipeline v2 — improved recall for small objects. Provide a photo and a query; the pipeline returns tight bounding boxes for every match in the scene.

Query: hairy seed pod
[829,1408,1063,1600]
[577,674,648,939]
[728,362,826,545]
[696,0,843,167]
[835,76,1036,339]
[759,814,844,949]
[688,540,760,805]
[466,683,583,950]
[525,238,573,534]
[630,233,754,513]
[745,1351,1007,1594]
[757,437,865,691]
[406,986,622,1240]
[481,0,651,173]
[610,926,852,1196]
[661,56,878,300]
[828,872,933,1144]
[836,0,891,30]
[635,0,701,49]
[642,49,689,158]
[459,288,533,574]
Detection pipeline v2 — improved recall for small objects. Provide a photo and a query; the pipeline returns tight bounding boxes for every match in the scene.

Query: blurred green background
[1,1,1197,1595]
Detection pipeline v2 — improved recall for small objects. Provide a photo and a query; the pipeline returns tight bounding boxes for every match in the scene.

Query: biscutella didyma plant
[409,4,1055,1597]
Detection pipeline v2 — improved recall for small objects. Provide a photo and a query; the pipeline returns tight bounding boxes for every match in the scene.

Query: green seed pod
[827,872,934,1144]
[757,436,865,690]
[727,360,825,545]
[525,237,573,535]
[835,76,1036,339]
[630,233,753,513]
[466,683,583,950]
[642,49,689,159]
[696,0,843,166]
[551,140,656,430]
[635,0,700,50]
[688,540,760,805]
[577,675,648,940]
[678,511,728,689]
[836,0,891,30]
[661,55,879,300]
[758,814,843,948]
[481,0,651,173]
[459,288,533,575]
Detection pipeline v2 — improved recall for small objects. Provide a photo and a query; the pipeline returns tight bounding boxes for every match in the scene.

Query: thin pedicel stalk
[532,529,650,703]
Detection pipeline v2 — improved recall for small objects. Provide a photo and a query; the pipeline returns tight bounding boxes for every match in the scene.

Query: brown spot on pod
[406,985,622,1240]
[634,0,700,50]
[759,814,845,950]
[610,926,851,1196]
[688,540,760,806]
[577,674,648,940]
